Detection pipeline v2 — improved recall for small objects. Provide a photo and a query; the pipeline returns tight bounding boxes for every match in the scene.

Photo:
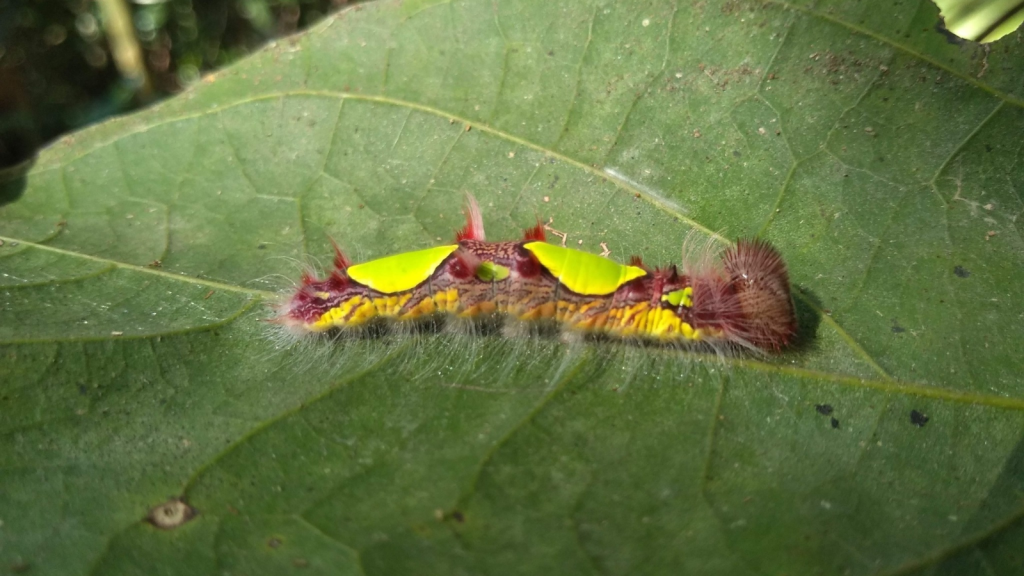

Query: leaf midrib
[0,234,277,298]
[22,90,886,367]
[766,0,1024,110]
[13,88,1024,406]
[5,232,1023,412]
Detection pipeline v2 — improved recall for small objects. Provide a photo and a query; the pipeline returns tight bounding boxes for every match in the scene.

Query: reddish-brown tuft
[665,265,680,282]
[327,270,349,290]
[648,265,678,306]
[629,255,645,268]
[720,238,797,350]
[522,221,546,242]
[456,195,487,241]
[330,237,352,271]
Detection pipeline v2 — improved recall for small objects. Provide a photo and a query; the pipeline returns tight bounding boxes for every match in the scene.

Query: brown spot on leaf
[146,498,196,530]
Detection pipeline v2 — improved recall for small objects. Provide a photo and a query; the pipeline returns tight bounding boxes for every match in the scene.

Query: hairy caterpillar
[276,198,797,352]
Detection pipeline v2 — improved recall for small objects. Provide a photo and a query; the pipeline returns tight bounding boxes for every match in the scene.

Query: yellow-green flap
[476,261,510,282]
[347,245,459,293]
[524,242,646,296]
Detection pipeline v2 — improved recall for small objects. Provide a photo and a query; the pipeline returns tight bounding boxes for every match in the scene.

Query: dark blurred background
[0,0,1020,171]
[0,0,349,169]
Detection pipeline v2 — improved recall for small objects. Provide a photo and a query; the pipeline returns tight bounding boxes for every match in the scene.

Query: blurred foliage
[936,0,1024,43]
[0,0,349,168]
[0,0,1020,170]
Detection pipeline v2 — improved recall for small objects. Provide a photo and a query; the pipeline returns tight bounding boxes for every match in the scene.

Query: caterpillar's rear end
[686,239,797,351]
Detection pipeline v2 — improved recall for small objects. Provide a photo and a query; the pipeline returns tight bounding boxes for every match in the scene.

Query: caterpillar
[276,197,797,352]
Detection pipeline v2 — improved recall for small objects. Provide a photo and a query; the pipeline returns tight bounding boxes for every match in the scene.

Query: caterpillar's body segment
[277,199,797,351]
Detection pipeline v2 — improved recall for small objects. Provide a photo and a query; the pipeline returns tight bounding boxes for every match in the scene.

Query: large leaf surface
[2,0,1024,574]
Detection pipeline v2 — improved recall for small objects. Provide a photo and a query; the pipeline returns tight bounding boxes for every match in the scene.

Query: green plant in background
[1,0,1024,574]
[0,0,1019,169]
[0,0,347,167]
[936,0,1024,42]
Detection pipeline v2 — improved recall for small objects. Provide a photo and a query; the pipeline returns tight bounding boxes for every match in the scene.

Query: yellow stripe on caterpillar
[430,288,460,313]
[405,296,438,318]
[311,296,364,330]
[519,301,556,321]
[350,299,378,324]
[371,293,412,316]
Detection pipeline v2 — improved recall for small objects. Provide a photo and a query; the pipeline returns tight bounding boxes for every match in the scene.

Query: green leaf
[2,0,1024,574]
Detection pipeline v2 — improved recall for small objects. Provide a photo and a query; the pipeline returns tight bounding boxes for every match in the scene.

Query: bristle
[628,255,645,268]
[456,194,486,241]
[651,264,679,280]
[680,231,722,278]
[721,238,797,350]
[523,221,546,242]
[724,238,790,283]
[327,270,349,290]
[329,237,352,271]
